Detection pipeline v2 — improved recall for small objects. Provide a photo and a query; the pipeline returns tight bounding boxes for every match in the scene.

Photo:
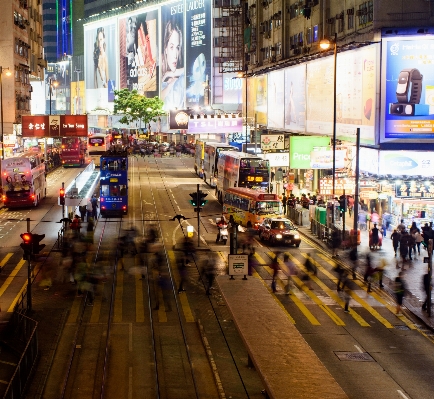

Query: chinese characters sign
[261,134,284,151]
[395,181,434,198]
[319,178,356,196]
[22,115,88,137]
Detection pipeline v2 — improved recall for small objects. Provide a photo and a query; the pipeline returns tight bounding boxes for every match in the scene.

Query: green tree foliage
[113,89,165,126]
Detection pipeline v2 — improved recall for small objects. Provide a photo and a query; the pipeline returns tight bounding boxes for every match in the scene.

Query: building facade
[0,0,45,156]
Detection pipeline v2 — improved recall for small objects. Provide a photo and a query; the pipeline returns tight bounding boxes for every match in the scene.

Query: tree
[113,89,165,128]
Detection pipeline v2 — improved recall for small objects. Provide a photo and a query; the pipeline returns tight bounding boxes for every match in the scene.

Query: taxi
[258,217,301,247]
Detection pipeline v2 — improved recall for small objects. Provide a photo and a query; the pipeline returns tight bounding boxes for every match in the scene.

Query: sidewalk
[293,211,434,330]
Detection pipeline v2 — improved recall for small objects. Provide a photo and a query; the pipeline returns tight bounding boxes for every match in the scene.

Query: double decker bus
[203,143,238,187]
[216,151,270,203]
[99,153,128,216]
[60,137,87,167]
[88,134,111,167]
[1,152,47,207]
[194,140,206,176]
[223,187,282,229]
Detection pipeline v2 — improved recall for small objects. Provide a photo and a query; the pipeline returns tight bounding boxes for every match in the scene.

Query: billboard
[381,36,434,142]
[45,61,71,114]
[22,115,88,137]
[306,44,378,145]
[379,150,434,177]
[84,19,117,113]
[284,64,306,132]
[267,70,284,129]
[185,0,212,108]
[247,75,267,125]
[119,9,159,96]
[289,136,330,169]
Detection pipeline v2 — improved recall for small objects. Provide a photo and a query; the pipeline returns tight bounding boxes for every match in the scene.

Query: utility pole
[196,184,200,247]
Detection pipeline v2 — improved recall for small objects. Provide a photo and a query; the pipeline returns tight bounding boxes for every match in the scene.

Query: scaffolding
[214,0,244,73]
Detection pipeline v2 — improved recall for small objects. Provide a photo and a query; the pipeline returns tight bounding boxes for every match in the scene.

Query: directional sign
[228,254,248,276]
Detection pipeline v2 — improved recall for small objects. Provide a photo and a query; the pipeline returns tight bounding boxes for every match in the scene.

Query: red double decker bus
[60,137,87,167]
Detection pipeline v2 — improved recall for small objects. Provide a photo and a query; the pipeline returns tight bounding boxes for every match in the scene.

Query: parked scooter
[216,218,229,245]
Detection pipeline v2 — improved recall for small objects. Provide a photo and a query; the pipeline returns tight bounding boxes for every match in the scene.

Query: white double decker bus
[1,151,47,207]
[202,142,238,187]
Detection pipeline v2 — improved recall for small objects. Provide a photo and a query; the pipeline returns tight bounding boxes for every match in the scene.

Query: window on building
[306,27,312,44]
[313,25,318,42]
[276,42,282,55]
[338,17,344,32]
[348,14,354,29]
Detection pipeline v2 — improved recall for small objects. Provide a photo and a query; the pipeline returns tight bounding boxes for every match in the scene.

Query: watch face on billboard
[119,9,159,96]
[381,36,434,142]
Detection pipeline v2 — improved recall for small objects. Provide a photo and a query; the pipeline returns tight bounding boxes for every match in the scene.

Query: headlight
[294,234,300,239]
[275,234,283,239]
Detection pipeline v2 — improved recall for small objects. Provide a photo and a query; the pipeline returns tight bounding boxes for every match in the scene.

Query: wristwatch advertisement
[395,68,423,104]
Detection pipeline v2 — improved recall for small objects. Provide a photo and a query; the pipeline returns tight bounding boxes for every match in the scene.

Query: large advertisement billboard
[185,0,212,108]
[247,75,267,125]
[84,19,117,113]
[381,36,434,142]
[284,64,306,132]
[379,150,434,177]
[289,136,330,169]
[45,61,71,114]
[119,9,158,96]
[306,44,378,145]
[267,70,284,129]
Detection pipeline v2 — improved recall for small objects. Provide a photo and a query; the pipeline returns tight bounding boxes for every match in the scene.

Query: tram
[99,152,128,216]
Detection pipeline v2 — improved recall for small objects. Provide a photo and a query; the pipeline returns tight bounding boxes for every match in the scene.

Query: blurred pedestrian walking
[422,271,432,312]
[391,229,401,257]
[394,271,406,316]
[270,253,280,293]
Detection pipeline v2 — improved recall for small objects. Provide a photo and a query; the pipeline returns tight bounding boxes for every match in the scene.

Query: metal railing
[2,311,39,399]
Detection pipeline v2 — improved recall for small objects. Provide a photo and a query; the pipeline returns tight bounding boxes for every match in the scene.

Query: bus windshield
[256,201,281,215]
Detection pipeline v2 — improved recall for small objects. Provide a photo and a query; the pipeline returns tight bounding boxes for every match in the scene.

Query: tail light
[62,160,65,164]
[101,206,106,210]
[100,198,104,202]
[122,205,127,210]
[2,195,5,201]
[30,194,35,200]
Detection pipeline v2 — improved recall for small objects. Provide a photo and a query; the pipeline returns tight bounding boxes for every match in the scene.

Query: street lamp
[48,78,58,115]
[320,33,337,224]
[0,67,12,160]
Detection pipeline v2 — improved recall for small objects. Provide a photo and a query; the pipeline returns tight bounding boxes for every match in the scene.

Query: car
[258,217,301,247]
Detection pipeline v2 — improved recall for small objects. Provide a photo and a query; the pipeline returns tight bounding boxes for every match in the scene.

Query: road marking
[303,253,394,329]
[354,345,363,353]
[251,269,296,324]
[168,251,194,322]
[316,253,417,330]
[135,274,145,323]
[0,253,13,269]
[397,390,410,399]
[0,260,26,297]
[291,252,369,327]
[113,267,124,323]
[262,264,321,326]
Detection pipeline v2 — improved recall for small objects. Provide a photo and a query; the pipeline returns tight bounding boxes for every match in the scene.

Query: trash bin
[316,207,327,225]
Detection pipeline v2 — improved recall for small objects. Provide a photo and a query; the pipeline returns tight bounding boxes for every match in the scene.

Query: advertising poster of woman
[185,0,212,107]
[119,10,158,96]
[160,0,185,111]
[84,21,117,113]
[284,64,306,132]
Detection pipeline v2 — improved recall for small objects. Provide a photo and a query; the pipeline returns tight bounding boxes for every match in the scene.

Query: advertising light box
[379,150,434,177]
[267,70,284,129]
[284,64,306,133]
[290,136,330,169]
[83,0,213,114]
[306,44,378,145]
[247,75,267,125]
[381,36,434,142]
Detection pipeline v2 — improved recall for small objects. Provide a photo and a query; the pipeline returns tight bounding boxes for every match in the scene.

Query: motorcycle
[216,220,229,245]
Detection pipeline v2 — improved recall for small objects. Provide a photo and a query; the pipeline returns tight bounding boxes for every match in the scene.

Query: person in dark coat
[422,272,431,312]
[282,194,288,215]
[331,230,341,257]
[399,231,409,263]
[394,271,406,316]
[391,229,401,257]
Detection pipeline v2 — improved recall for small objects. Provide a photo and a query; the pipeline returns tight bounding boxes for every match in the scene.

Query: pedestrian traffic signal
[338,195,347,212]
[32,233,45,255]
[59,188,65,205]
[189,191,208,207]
[20,233,33,259]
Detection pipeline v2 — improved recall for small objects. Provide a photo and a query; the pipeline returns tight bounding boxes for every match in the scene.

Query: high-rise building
[0,0,45,155]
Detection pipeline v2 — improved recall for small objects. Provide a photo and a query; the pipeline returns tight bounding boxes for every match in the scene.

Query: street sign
[228,254,248,277]
[424,257,430,263]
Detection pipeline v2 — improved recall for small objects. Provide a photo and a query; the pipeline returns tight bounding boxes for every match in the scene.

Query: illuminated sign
[261,134,284,151]
[319,178,355,195]
[379,150,434,177]
[247,176,263,182]
[395,181,434,198]
[289,136,330,169]
[381,36,434,142]
[22,115,88,137]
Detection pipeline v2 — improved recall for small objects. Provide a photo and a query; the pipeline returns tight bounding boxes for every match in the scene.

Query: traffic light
[189,191,208,207]
[20,233,33,260]
[338,195,347,213]
[32,234,45,255]
[59,188,65,205]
